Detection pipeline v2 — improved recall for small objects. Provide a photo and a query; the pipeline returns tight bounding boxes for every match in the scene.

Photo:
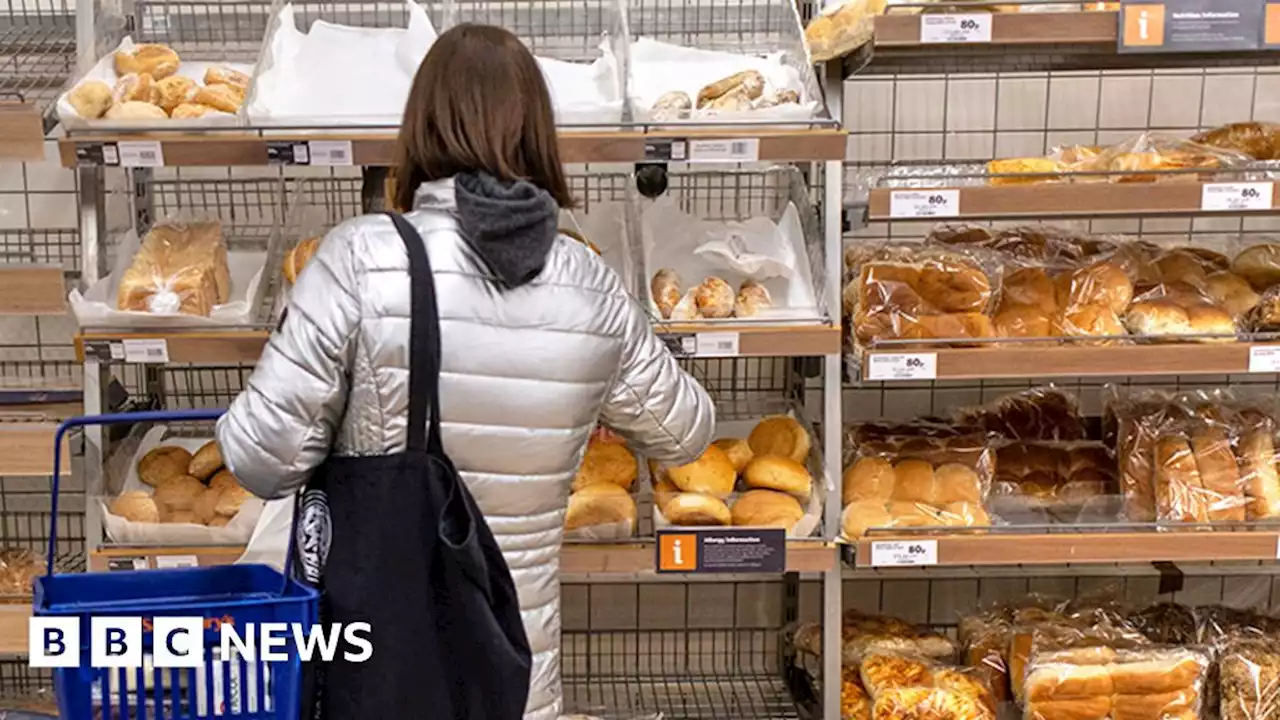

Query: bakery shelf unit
[0,0,75,161]
[58,0,851,716]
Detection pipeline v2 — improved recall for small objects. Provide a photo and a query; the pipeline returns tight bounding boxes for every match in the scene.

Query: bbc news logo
[28,617,372,668]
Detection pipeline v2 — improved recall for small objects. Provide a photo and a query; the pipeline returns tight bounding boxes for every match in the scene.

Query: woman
[216,23,714,720]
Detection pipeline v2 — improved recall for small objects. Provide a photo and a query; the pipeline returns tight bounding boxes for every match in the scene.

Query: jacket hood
[414,172,558,289]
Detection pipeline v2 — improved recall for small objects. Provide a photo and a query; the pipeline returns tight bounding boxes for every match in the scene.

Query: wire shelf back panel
[446,0,625,63]
[0,13,76,105]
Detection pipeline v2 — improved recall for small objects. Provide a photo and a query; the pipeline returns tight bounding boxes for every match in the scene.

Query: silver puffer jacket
[216,177,715,720]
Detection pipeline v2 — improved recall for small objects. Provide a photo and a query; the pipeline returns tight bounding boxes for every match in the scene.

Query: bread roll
[696,70,765,108]
[112,73,158,105]
[1026,697,1112,720]
[204,66,250,93]
[747,415,811,463]
[1240,430,1280,519]
[1001,267,1058,314]
[1233,243,1280,290]
[1155,251,1210,289]
[1155,436,1208,523]
[887,501,942,527]
[651,268,682,319]
[1024,664,1114,701]
[67,81,113,119]
[283,236,320,286]
[192,487,221,524]
[652,477,679,513]
[664,493,731,526]
[188,440,223,481]
[154,75,196,114]
[933,463,983,505]
[995,305,1055,338]
[668,445,736,498]
[731,489,804,529]
[743,455,812,501]
[891,459,937,504]
[105,100,167,120]
[669,288,699,321]
[163,509,199,524]
[734,279,772,318]
[1206,271,1260,317]
[917,261,992,312]
[842,456,895,504]
[841,500,891,538]
[194,83,243,114]
[114,44,180,79]
[565,483,637,531]
[650,91,692,121]
[1063,261,1133,314]
[170,103,210,119]
[713,438,753,473]
[1126,300,1191,337]
[1185,304,1236,341]
[110,491,160,523]
[215,485,251,517]
[208,516,231,528]
[138,446,193,487]
[152,475,205,512]
[572,438,637,492]
[694,277,735,319]
[1190,428,1245,522]
[940,501,989,527]
[1110,689,1196,720]
[1060,305,1126,343]
[209,469,239,492]
[1109,656,1203,695]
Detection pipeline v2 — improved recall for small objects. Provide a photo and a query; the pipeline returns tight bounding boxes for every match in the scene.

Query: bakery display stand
[56,0,854,717]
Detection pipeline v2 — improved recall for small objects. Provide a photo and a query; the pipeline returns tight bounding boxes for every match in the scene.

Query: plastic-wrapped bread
[1240,429,1280,520]
[1192,121,1280,161]
[1155,436,1210,524]
[651,268,682,319]
[735,279,772,318]
[1233,244,1280,291]
[117,220,230,316]
[1189,427,1246,522]
[1220,637,1280,720]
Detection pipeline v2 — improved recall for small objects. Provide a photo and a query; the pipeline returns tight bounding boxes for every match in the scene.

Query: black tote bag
[293,212,532,719]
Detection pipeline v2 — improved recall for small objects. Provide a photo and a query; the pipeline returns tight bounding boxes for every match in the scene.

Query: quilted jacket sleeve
[599,292,716,466]
[216,223,362,499]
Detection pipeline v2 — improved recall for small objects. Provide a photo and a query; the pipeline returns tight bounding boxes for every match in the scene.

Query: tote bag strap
[385,212,445,454]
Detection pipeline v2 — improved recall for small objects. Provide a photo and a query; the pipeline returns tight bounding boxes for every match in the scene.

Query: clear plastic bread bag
[841,434,994,540]
[1124,244,1241,343]
[115,216,230,317]
[1220,636,1280,720]
[1192,121,1280,161]
[1087,131,1252,183]
[850,244,1001,350]
[958,610,1015,705]
[564,430,640,540]
[1051,250,1138,345]
[1023,645,1208,720]
[804,0,889,63]
[793,609,957,668]
[858,650,996,720]
[1152,416,1249,527]
[989,440,1120,525]
[952,385,1087,441]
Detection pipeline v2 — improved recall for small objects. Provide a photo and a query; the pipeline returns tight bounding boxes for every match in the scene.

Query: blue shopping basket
[33,409,319,719]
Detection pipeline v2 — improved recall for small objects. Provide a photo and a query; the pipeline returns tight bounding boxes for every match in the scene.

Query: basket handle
[47,409,226,577]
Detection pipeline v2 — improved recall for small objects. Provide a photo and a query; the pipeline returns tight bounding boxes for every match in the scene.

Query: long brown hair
[391,24,573,212]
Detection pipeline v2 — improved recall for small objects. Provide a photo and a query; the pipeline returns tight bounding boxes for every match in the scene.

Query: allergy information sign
[1119,0,1268,52]
[656,528,786,573]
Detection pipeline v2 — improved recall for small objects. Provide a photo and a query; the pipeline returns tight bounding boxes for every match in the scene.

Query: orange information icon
[1267,3,1280,46]
[657,533,698,572]
[1122,4,1166,47]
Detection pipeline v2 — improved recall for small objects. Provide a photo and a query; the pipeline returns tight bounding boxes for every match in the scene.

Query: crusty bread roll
[694,277,735,319]
[215,485,251,517]
[712,438,753,473]
[209,516,231,528]
[668,445,736,498]
[891,459,937,505]
[747,415,811,463]
[664,493,731,526]
[696,70,765,109]
[1190,428,1245,522]
[194,83,243,114]
[650,90,692,121]
[1025,697,1112,720]
[67,81,113,119]
[209,469,239,493]
[283,236,320,286]
[170,103,210,119]
[669,288,699,321]
[1024,664,1115,702]
[651,268,682,319]
[743,455,812,501]
[154,75,196,114]
[565,483,636,531]
[1233,243,1280,290]
[114,44,180,79]
[1156,436,1208,523]
[188,440,223,481]
[842,456,895,505]
[138,446,193,487]
[152,475,206,512]
[105,100,168,121]
[731,489,804,529]
[932,463,983,505]
[1240,430,1280,519]
[193,487,221,525]
[162,509,199,524]
[652,477,679,513]
[841,500,892,538]
[734,279,772,318]
[204,66,250,93]
[112,73,158,105]
[110,491,160,523]
[572,438,637,492]
[1109,656,1203,695]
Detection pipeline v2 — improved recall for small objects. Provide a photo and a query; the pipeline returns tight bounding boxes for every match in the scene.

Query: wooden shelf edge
[854,531,1280,567]
[0,422,69,477]
[0,267,67,316]
[659,323,841,356]
[874,11,1118,47]
[861,343,1278,381]
[59,128,848,168]
[0,102,45,163]
[867,182,1280,220]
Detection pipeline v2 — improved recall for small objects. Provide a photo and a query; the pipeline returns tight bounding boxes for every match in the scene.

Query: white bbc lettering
[153,617,204,668]
[91,617,142,668]
[28,617,79,667]
[343,623,373,662]
[259,623,291,662]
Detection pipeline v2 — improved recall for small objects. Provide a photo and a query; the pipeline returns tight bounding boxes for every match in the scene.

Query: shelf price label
[1250,345,1280,373]
[117,141,164,168]
[919,14,992,43]
[869,540,938,567]
[866,352,937,381]
[308,140,354,166]
[121,338,169,364]
[1201,182,1274,211]
[155,554,199,569]
[687,138,760,163]
[695,332,740,357]
[888,190,960,219]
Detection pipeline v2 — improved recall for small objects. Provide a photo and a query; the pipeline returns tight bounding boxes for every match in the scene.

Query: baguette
[696,70,765,108]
